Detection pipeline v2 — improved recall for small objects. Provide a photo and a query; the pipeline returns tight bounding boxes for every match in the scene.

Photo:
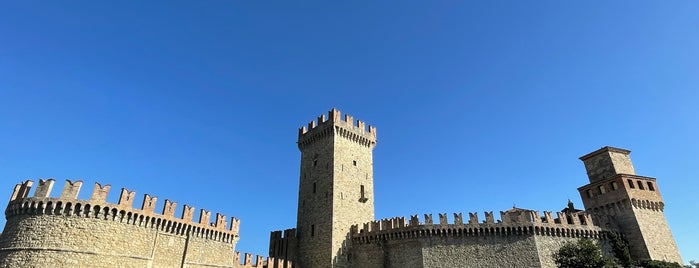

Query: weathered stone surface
[0,111,684,268]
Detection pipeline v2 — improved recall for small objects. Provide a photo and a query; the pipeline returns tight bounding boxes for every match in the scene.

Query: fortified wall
[0,109,684,268]
[348,209,604,268]
[0,179,241,268]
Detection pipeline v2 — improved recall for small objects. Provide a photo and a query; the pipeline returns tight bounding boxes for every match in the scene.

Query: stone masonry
[0,109,685,267]
[0,179,241,268]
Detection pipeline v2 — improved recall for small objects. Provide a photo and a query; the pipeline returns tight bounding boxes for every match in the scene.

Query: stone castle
[0,108,683,267]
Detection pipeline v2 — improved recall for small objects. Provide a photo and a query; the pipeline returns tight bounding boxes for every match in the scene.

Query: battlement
[5,179,240,244]
[350,210,602,244]
[297,108,377,149]
[234,251,293,268]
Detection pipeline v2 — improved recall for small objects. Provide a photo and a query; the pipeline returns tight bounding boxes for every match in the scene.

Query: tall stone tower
[578,147,682,264]
[295,108,377,268]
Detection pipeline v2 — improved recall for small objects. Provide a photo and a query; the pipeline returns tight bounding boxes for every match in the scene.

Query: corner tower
[296,108,377,268]
[578,147,682,264]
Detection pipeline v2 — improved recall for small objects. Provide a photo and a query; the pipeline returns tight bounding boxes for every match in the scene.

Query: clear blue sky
[1,1,697,263]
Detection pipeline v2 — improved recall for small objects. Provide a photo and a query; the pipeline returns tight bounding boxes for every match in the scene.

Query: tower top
[579,146,636,183]
[297,108,377,149]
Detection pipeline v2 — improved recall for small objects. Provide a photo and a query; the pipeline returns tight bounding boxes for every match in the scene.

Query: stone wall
[0,179,240,268]
[349,211,604,268]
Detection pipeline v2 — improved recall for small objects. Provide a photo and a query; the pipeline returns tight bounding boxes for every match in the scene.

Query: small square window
[637,181,645,190]
[647,182,655,191]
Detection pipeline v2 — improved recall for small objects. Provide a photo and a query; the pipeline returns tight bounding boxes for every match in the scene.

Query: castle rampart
[297,108,376,150]
[348,211,605,268]
[350,210,602,244]
[234,251,294,268]
[0,179,240,268]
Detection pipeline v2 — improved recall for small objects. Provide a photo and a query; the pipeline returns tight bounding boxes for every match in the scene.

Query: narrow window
[611,182,618,190]
[313,182,316,194]
[353,160,357,166]
[637,181,645,190]
[359,185,368,203]
[313,160,317,167]
[647,182,655,191]
[586,189,593,198]
[628,179,635,189]
[598,185,606,194]
[311,224,315,237]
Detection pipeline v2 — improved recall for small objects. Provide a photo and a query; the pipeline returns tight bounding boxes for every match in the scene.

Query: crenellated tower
[295,108,377,268]
[578,146,682,264]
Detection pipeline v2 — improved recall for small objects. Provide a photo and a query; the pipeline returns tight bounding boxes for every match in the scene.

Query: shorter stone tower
[578,147,682,264]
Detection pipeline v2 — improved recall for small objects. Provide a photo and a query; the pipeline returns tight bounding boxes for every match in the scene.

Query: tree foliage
[637,259,683,268]
[605,231,633,267]
[554,239,610,268]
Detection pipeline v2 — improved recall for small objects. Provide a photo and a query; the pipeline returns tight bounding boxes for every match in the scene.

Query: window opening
[359,185,368,203]
[598,185,606,194]
[637,181,645,190]
[313,160,317,167]
[611,182,618,190]
[311,224,315,237]
[628,179,635,189]
[647,182,655,191]
[586,189,593,198]
[313,182,316,194]
[353,160,357,166]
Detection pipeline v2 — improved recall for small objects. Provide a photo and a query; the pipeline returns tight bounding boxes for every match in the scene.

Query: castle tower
[578,147,682,264]
[295,109,377,268]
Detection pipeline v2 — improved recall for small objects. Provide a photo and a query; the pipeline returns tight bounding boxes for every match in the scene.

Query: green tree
[637,259,683,268]
[553,239,611,268]
[604,231,633,267]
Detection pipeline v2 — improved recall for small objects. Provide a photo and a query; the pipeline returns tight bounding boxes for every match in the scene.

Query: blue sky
[1,1,697,263]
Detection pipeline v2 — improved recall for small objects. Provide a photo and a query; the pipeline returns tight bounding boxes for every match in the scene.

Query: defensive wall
[0,179,243,268]
[348,209,607,268]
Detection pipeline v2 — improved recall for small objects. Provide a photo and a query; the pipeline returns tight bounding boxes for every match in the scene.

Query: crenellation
[531,211,541,223]
[60,179,83,199]
[438,213,448,225]
[215,213,227,230]
[141,194,157,214]
[454,213,463,225]
[162,199,177,217]
[409,214,420,226]
[199,209,211,225]
[485,211,495,224]
[468,212,479,225]
[556,212,568,225]
[283,228,295,238]
[357,120,365,131]
[543,211,554,223]
[33,179,55,198]
[230,217,241,233]
[424,214,433,225]
[118,188,136,208]
[3,179,240,239]
[351,210,601,244]
[182,204,195,221]
[90,182,110,203]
